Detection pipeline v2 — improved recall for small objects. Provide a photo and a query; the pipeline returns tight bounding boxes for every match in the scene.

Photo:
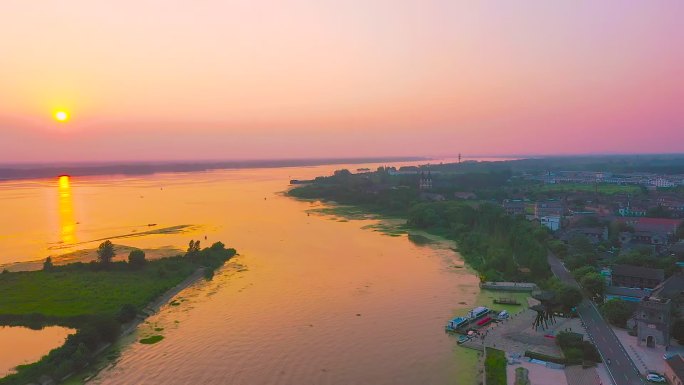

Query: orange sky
[1,1,683,162]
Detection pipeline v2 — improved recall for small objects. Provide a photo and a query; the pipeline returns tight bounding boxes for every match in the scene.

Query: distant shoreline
[0,157,427,181]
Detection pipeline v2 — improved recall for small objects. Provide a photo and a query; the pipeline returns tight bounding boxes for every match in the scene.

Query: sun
[55,111,69,122]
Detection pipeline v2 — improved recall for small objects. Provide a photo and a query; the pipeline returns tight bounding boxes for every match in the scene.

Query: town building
[502,199,526,216]
[560,227,608,244]
[604,286,650,302]
[418,171,433,190]
[635,296,671,348]
[611,264,665,289]
[540,215,561,231]
[665,354,684,385]
[534,200,564,218]
[651,274,684,316]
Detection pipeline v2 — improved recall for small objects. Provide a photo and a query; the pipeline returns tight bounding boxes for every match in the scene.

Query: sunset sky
[1,1,682,163]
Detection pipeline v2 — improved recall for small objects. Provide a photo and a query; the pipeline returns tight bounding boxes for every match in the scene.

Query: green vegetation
[600,299,636,328]
[555,331,601,365]
[97,240,115,266]
[0,240,236,385]
[0,259,195,318]
[484,347,507,385]
[514,367,530,385]
[408,202,552,282]
[139,335,164,344]
[127,249,147,269]
[615,247,680,278]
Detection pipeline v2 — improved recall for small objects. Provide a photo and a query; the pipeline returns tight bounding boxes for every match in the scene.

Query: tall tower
[636,296,671,348]
[458,153,462,163]
[419,171,433,190]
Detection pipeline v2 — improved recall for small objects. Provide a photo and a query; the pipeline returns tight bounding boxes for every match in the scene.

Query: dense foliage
[407,202,551,281]
[556,331,601,365]
[600,299,636,328]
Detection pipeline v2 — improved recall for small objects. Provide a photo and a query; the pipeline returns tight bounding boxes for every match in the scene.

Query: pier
[480,281,537,292]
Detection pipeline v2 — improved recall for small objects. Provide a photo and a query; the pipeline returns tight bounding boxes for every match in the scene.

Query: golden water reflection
[58,175,76,245]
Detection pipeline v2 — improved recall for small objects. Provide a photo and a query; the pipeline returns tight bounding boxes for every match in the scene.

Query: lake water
[0,326,75,377]
[0,159,506,384]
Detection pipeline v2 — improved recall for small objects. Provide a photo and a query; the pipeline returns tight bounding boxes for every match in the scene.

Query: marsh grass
[0,257,197,319]
[139,335,164,344]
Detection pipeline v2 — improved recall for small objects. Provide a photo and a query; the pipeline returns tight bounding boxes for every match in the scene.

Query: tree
[43,256,54,271]
[601,299,635,327]
[96,240,115,266]
[569,235,594,255]
[572,266,596,281]
[186,240,201,257]
[128,249,146,269]
[558,285,583,311]
[580,272,605,300]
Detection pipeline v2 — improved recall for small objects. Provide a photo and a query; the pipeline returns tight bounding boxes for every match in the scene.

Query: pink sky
[1,1,683,162]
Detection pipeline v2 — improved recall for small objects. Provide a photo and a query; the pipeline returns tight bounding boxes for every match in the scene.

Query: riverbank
[0,241,236,385]
[66,267,209,384]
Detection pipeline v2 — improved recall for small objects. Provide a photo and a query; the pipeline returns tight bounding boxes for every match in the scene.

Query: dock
[493,297,521,305]
[480,281,537,292]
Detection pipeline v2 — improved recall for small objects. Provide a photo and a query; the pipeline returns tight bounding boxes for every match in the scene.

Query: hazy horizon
[2,1,683,162]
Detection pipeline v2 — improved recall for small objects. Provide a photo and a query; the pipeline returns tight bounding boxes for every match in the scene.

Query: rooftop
[612,264,665,281]
[605,286,650,299]
[652,274,684,299]
[666,354,684,380]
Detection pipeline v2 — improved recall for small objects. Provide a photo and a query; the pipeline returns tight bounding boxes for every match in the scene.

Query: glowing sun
[55,111,69,122]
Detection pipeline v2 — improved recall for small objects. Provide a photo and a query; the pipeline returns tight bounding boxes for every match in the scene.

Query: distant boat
[467,306,489,319]
[457,335,471,344]
[289,179,315,185]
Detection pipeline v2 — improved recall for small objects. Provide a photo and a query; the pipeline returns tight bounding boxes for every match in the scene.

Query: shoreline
[0,156,427,182]
[60,267,210,385]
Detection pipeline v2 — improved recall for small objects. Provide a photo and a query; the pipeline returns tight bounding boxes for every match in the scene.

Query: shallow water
[0,160,497,384]
[0,326,75,377]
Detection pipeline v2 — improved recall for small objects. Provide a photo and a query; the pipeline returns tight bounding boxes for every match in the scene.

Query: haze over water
[0,160,496,384]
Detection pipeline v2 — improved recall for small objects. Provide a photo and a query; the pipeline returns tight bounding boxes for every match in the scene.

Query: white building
[540,215,561,231]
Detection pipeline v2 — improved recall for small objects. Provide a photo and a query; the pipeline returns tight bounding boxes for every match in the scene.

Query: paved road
[548,254,644,385]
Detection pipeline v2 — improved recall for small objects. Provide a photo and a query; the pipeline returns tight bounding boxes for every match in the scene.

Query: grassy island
[0,240,236,385]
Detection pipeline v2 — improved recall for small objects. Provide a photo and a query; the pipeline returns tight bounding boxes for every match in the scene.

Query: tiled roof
[666,355,684,381]
[652,274,684,299]
[605,286,650,298]
[612,264,665,281]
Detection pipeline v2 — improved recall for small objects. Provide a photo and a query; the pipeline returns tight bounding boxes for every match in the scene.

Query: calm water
[0,160,498,384]
[0,326,75,377]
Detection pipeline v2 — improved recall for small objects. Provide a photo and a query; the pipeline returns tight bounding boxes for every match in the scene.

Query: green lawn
[485,347,507,385]
[0,257,196,319]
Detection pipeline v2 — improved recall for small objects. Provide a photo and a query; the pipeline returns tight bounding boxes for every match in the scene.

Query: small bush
[139,335,164,344]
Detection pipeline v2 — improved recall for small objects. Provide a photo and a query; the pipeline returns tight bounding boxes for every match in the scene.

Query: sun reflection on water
[58,175,76,244]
